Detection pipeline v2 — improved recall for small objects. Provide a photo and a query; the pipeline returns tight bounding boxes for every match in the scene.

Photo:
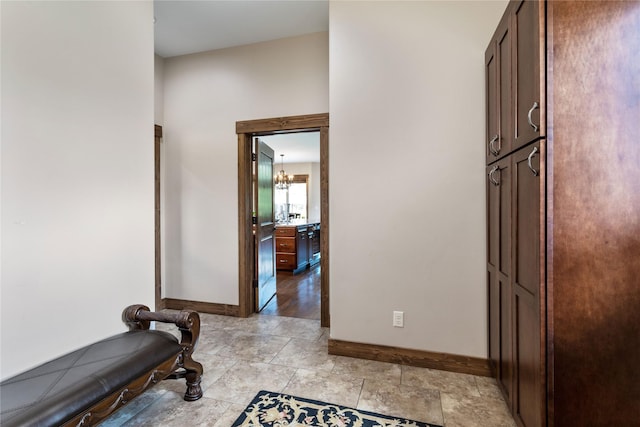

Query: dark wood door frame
[236,113,330,327]
[154,124,163,310]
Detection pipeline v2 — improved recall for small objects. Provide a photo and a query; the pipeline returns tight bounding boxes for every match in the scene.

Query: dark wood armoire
[485,1,640,426]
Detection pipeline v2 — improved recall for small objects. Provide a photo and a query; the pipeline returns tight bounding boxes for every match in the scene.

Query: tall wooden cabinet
[486,2,544,426]
[486,1,640,426]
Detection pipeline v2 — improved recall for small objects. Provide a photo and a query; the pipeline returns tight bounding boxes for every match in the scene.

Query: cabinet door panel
[498,160,511,278]
[512,141,542,427]
[296,229,309,270]
[486,12,512,163]
[498,22,512,157]
[487,158,513,400]
[486,42,498,163]
[498,275,513,400]
[486,158,512,279]
[513,0,542,148]
[514,286,541,427]
[513,143,541,296]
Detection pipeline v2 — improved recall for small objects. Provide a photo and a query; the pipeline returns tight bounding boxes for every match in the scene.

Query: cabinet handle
[527,146,539,176]
[488,165,500,186]
[489,134,500,156]
[527,101,539,132]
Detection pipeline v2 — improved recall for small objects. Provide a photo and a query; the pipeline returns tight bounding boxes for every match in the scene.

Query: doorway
[259,133,321,319]
[236,113,329,327]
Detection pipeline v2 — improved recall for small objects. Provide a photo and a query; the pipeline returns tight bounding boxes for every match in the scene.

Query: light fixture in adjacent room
[274,154,293,190]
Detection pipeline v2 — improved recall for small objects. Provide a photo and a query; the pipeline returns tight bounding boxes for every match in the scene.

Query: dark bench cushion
[0,330,181,427]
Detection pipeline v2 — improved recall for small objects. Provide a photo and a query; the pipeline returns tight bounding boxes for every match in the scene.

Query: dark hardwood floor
[259,265,321,320]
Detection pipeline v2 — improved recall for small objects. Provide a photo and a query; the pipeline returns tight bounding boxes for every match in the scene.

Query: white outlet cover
[393,311,404,327]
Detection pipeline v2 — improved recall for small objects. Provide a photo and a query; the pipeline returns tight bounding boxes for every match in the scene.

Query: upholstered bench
[0,304,203,427]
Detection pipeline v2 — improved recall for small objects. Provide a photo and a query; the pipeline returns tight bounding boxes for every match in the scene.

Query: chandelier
[274,154,293,190]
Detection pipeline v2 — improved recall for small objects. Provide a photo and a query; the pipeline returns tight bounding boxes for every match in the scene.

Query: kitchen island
[275,221,321,274]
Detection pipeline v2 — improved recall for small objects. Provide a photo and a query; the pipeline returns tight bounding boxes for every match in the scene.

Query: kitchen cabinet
[487,141,542,427]
[308,224,321,267]
[275,222,321,274]
[485,0,640,427]
[486,1,640,426]
[487,3,544,425]
[296,226,309,271]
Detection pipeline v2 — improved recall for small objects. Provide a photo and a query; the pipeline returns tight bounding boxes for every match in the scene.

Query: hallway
[259,266,321,320]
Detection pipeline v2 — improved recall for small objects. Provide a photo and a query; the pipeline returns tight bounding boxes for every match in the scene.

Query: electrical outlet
[393,311,404,328]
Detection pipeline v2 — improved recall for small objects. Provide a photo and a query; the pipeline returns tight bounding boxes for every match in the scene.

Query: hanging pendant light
[274,154,293,190]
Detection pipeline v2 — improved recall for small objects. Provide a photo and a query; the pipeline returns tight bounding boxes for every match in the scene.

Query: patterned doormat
[231,390,442,427]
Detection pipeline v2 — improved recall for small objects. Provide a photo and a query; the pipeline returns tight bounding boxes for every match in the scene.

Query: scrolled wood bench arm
[121,304,203,401]
[123,305,199,347]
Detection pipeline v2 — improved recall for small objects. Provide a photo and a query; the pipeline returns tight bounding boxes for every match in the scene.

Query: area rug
[231,390,442,427]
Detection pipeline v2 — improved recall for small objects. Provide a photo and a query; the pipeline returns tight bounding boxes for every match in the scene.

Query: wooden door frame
[154,124,163,310]
[236,113,330,327]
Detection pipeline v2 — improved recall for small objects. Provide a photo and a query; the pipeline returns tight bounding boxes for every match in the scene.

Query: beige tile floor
[99,313,516,427]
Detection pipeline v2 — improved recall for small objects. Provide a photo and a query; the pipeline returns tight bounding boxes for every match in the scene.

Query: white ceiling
[260,132,320,164]
[153,0,329,58]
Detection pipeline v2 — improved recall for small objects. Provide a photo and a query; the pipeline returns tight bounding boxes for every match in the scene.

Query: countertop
[275,220,320,228]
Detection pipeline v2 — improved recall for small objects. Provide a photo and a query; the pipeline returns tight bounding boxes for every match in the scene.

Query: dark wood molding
[236,113,329,134]
[328,339,492,377]
[154,125,163,312]
[319,125,329,327]
[237,132,254,317]
[237,113,330,327]
[162,298,240,317]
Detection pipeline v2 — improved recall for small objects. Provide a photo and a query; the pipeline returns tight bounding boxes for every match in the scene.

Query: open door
[255,138,277,311]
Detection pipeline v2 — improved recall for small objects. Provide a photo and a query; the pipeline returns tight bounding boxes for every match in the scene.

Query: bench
[0,304,204,427]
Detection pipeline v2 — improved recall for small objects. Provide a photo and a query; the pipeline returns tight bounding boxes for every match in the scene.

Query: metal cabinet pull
[488,165,500,186]
[527,146,539,176]
[489,134,500,156]
[527,101,539,132]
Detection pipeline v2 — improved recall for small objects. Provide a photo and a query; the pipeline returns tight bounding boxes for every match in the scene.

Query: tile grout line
[355,377,366,409]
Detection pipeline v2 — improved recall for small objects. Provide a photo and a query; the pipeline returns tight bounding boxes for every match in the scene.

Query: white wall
[162,32,328,304]
[0,1,154,379]
[329,1,507,358]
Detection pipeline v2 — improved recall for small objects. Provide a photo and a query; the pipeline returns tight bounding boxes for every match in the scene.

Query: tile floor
[100,313,516,427]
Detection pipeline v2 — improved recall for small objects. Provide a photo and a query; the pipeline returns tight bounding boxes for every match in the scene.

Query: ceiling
[261,132,320,164]
[153,0,329,58]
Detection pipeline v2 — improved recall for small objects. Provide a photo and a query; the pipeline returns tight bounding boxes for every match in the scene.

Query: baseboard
[328,339,491,377]
[161,298,240,317]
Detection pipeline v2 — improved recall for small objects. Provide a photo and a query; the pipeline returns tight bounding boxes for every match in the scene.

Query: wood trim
[163,298,240,317]
[545,2,556,425]
[237,113,330,326]
[319,126,329,327]
[328,339,492,377]
[238,133,254,317]
[236,113,329,134]
[154,125,162,311]
[290,174,308,184]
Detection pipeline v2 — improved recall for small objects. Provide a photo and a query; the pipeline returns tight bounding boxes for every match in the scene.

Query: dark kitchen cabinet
[486,1,640,426]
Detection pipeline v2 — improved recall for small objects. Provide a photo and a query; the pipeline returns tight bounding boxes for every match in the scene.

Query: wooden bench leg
[183,358,203,401]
